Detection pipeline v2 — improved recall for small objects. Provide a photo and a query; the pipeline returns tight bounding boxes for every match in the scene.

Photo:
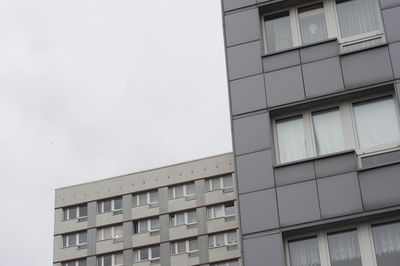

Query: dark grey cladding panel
[362,149,400,168]
[239,188,279,234]
[341,46,393,89]
[389,42,400,79]
[265,66,305,107]
[236,149,275,194]
[314,152,357,178]
[274,161,315,186]
[230,74,267,115]
[225,8,260,47]
[243,233,286,266]
[303,57,344,99]
[223,0,256,12]
[232,112,271,155]
[380,0,400,10]
[383,6,400,43]
[359,163,400,210]
[277,180,321,226]
[227,41,263,80]
[262,50,300,73]
[300,40,339,64]
[317,172,363,219]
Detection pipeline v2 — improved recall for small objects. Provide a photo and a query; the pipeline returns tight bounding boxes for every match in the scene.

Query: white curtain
[353,97,400,149]
[372,222,400,256]
[265,14,293,52]
[299,5,328,45]
[312,108,344,156]
[336,0,380,38]
[327,230,362,264]
[289,237,321,266]
[276,116,307,163]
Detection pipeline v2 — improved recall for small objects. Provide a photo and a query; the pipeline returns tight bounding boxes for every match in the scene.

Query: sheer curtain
[289,237,321,266]
[372,222,400,266]
[353,97,400,149]
[312,108,344,156]
[265,13,293,52]
[327,230,362,266]
[276,116,307,163]
[299,4,328,45]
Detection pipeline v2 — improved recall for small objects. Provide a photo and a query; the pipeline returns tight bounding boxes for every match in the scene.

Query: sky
[0,1,231,265]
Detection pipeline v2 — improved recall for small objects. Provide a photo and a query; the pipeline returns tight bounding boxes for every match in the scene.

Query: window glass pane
[298,3,328,45]
[171,243,176,254]
[229,261,239,266]
[207,207,213,219]
[209,236,214,248]
[175,185,184,198]
[177,241,186,253]
[113,198,122,210]
[176,213,185,225]
[139,193,147,205]
[312,108,344,156]
[265,12,293,52]
[69,207,77,219]
[189,239,198,251]
[227,231,237,244]
[115,253,123,265]
[69,234,76,246]
[214,205,224,218]
[97,203,102,213]
[151,218,160,230]
[151,246,160,258]
[149,190,158,203]
[103,255,111,266]
[97,257,102,266]
[225,203,235,216]
[187,211,197,224]
[63,209,68,220]
[133,250,139,262]
[103,227,112,239]
[103,200,111,212]
[289,237,320,266]
[63,235,68,247]
[223,175,233,188]
[168,187,174,199]
[79,260,87,266]
[276,116,307,163]
[139,220,148,233]
[79,231,87,244]
[186,183,195,196]
[336,0,380,38]
[97,229,103,240]
[140,248,148,260]
[67,262,75,266]
[216,234,225,246]
[327,230,362,266]
[114,225,123,238]
[353,97,400,149]
[205,180,211,192]
[372,221,400,266]
[133,222,138,234]
[212,178,221,190]
[79,204,87,217]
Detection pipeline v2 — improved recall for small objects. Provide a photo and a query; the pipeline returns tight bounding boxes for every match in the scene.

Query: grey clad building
[222,0,400,265]
[53,153,241,266]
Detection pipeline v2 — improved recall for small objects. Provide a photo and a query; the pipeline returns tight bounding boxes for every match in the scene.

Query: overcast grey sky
[0,1,231,265]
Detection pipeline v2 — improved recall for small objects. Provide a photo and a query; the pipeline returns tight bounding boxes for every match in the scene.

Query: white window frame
[169,182,195,200]
[97,197,122,214]
[63,204,87,221]
[97,253,123,266]
[133,190,159,207]
[209,231,238,248]
[207,202,236,219]
[96,224,123,241]
[133,246,160,262]
[272,93,400,165]
[205,175,233,192]
[170,238,199,255]
[61,259,86,266]
[63,231,87,248]
[133,217,160,234]
[284,217,400,266]
[261,0,385,54]
[170,210,197,227]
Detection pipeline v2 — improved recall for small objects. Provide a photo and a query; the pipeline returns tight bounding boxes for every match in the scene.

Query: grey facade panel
[341,46,393,89]
[303,57,344,98]
[230,74,267,115]
[274,161,315,187]
[87,256,96,266]
[123,250,132,266]
[122,194,132,221]
[198,235,209,264]
[196,207,208,235]
[159,187,168,213]
[383,6,400,43]
[317,172,363,219]
[160,214,170,242]
[359,163,400,210]
[239,188,279,234]
[277,180,321,226]
[236,149,275,194]
[389,41,400,79]
[227,41,263,80]
[265,66,305,107]
[314,152,357,178]
[361,149,400,168]
[262,50,300,73]
[232,112,271,155]
[300,40,339,64]
[380,0,400,9]
[160,243,171,266]
[87,202,97,228]
[224,8,260,47]
[123,221,133,249]
[88,228,96,256]
[243,233,285,266]
[223,0,256,12]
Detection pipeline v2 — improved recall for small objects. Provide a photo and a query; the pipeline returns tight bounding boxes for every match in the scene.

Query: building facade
[53,153,241,266]
[222,0,400,265]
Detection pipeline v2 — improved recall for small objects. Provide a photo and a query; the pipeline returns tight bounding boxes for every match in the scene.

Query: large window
[62,260,87,266]
[168,182,195,200]
[170,238,199,255]
[63,204,87,221]
[97,224,123,241]
[133,217,160,234]
[132,190,159,207]
[97,253,123,266]
[205,175,233,192]
[170,210,197,227]
[209,231,238,248]
[285,219,400,266]
[63,231,87,249]
[262,0,384,53]
[274,95,400,164]
[207,202,235,220]
[133,245,160,263]
[97,197,122,214]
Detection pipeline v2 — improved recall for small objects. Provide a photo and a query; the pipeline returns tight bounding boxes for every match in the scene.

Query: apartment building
[53,153,241,266]
[222,0,400,265]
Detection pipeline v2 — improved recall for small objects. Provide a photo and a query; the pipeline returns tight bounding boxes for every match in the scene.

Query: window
[209,231,238,248]
[97,224,123,241]
[168,182,195,200]
[262,0,384,53]
[210,261,239,266]
[63,231,87,248]
[97,197,122,214]
[205,175,233,192]
[170,238,199,255]
[133,217,160,234]
[97,253,123,266]
[63,204,87,221]
[170,210,197,226]
[62,259,87,266]
[285,219,400,266]
[207,202,235,219]
[274,95,400,164]
[133,190,159,207]
[133,246,160,263]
